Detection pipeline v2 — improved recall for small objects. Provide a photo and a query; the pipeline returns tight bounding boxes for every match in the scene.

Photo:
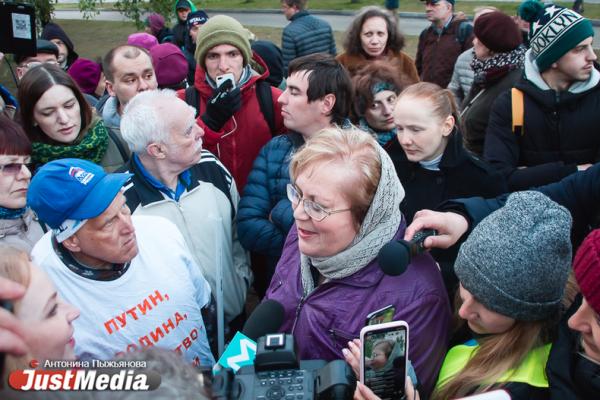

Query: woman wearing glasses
[264,127,451,397]
[17,64,128,173]
[0,116,44,253]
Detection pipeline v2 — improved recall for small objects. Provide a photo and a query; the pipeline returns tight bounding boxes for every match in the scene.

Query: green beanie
[194,15,252,68]
[519,2,593,71]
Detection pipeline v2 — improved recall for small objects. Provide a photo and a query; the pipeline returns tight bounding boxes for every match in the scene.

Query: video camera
[211,333,355,400]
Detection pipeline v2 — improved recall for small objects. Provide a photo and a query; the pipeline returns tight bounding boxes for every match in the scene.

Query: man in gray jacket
[281,0,337,74]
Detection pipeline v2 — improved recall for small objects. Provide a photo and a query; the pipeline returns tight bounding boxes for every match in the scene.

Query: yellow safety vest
[436,340,552,390]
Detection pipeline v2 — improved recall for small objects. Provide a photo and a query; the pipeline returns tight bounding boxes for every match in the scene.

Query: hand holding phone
[360,321,409,400]
[201,73,242,131]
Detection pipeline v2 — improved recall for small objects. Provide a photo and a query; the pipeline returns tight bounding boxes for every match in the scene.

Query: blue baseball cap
[27,159,132,229]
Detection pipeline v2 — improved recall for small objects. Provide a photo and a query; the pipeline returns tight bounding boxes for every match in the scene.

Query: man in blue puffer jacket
[237,54,353,296]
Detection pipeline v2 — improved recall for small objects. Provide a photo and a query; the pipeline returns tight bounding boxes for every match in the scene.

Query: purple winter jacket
[265,221,451,397]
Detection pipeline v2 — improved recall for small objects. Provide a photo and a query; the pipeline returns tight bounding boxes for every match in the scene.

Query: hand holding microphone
[404,209,469,250]
[378,229,438,276]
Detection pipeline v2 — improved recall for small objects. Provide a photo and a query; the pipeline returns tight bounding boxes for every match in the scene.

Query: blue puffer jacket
[282,11,337,74]
[238,132,305,260]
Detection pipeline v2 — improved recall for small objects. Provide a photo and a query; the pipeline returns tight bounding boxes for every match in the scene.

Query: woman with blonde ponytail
[387,82,506,294]
[433,191,572,399]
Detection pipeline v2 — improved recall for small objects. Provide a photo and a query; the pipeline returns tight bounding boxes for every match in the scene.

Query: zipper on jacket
[291,295,306,336]
[328,328,356,342]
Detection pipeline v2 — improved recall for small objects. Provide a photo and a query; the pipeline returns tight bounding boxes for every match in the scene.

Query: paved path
[53,9,443,35]
[54,9,600,47]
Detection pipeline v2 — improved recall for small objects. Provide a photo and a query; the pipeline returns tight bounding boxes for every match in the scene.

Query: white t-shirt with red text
[32,215,215,367]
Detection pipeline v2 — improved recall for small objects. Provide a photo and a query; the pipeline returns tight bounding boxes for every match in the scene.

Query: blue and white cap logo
[68,167,95,185]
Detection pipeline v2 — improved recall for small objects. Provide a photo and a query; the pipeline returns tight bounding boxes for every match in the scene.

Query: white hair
[120,89,195,154]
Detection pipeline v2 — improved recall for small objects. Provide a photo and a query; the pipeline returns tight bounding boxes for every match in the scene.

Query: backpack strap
[511,88,525,136]
[185,86,200,118]
[106,127,130,164]
[256,80,276,136]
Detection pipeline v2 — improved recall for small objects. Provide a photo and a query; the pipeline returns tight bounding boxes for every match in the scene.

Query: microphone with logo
[211,299,355,399]
[378,229,437,276]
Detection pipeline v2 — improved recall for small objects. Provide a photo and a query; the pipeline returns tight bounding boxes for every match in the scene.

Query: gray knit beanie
[455,191,572,321]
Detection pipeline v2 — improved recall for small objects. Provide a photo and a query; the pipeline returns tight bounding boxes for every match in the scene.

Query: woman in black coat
[386,82,506,293]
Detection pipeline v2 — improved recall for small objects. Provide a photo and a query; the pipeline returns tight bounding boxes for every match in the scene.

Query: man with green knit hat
[177,15,285,190]
[483,1,600,192]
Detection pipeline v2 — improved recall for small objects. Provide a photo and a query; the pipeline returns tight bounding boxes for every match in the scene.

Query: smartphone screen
[362,324,407,400]
[366,305,396,326]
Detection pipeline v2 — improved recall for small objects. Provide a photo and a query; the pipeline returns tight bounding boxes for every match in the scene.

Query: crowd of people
[1,0,599,398]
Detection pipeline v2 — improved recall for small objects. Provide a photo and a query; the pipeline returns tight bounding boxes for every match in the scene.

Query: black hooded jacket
[483,58,600,191]
[41,22,78,70]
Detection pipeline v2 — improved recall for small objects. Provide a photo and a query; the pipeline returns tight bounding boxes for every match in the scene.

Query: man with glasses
[416,0,473,88]
[119,89,251,331]
[14,39,59,80]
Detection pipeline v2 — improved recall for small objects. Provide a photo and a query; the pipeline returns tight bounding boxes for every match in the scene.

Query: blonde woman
[0,245,79,382]
[433,191,571,399]
[264,127,450,397]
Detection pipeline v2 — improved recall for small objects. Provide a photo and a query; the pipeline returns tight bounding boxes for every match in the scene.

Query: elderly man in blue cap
[28,158,215,366]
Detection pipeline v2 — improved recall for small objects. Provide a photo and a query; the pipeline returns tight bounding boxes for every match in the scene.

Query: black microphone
[378,229,437,276]
[242,299,285,342]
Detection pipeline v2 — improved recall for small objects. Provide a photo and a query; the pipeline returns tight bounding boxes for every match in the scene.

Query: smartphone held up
[359,321,409,400]
[216,73,236,90]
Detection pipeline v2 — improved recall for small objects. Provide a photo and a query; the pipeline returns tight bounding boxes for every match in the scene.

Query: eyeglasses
[286,183,351,222]
[20,60,59,70]
[0,162,31,176]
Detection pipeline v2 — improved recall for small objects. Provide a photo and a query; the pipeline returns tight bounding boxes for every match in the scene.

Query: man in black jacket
[483,4,599,191]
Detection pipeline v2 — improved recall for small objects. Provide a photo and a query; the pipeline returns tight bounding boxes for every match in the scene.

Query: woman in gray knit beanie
[433,191,572,400]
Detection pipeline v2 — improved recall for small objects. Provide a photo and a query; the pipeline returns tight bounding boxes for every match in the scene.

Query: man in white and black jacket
[119,89,251,328]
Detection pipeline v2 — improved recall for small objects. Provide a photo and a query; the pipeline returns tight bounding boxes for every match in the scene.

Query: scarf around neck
[471,45,526,88]
[299,144,405,296]
[0,206,27,220]
[358,118,397,147]
[32,116,109,169]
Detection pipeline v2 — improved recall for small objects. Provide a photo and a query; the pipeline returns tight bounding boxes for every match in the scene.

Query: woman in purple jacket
[264,127,451,397]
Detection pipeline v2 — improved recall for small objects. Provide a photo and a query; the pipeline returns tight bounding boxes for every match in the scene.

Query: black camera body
[212,334,355,400]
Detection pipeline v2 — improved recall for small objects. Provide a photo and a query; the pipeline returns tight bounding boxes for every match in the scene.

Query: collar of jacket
[429,15,464,36]
[521,49,600,102]
[290,10,310,21]
[123,156,200,207]
[0,208,36,238]
[388,127,467,174]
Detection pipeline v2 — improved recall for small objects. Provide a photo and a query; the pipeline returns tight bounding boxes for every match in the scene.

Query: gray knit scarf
[300,145,405,296]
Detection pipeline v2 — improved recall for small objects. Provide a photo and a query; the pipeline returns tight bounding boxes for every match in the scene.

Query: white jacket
[121,150,252,323]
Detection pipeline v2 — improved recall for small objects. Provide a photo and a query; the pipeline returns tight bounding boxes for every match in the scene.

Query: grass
[0,19,418,95]
[54,0,600,19]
